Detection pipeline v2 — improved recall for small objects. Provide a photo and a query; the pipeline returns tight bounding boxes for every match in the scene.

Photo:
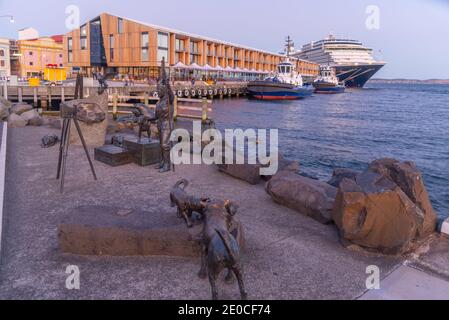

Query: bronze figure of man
[154,58,175,173]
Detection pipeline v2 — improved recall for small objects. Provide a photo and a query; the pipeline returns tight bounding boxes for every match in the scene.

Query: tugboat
[313,66,346,94]
[247,37,313,100]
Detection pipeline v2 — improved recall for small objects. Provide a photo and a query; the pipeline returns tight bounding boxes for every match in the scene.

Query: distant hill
[369,78,449,85]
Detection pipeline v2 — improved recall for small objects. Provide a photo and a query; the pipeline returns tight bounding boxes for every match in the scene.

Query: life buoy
[153,92,159,98]
[191,90,196,97]
[214,89,218,95]
[228,88,232,95]
[224,88,228,95]
[208,89,213,96]
[203,89,207,96]
[185,89,189,97]
[177,90,182,97]
[219,89,223,95]
[198,90,202,96]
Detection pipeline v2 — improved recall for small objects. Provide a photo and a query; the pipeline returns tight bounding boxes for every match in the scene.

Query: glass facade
[67,37,73,62]
[141,32,149,61]
[109,35,114,61]
[118,18,124,34]
[80,24,87,50]
[157,32,169,63]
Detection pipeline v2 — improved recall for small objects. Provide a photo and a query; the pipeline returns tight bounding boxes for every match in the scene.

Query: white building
[0,38,11,79]
[18,27,39,41]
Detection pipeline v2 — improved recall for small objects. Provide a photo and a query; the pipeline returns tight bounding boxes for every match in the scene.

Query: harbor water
[211,83,449,220]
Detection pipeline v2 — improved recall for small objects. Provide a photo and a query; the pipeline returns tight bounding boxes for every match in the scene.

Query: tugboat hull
[247,81,313,100]
[313,83,346,94]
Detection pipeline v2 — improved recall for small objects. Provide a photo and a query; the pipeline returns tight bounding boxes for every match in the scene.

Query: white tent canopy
[172,61,187,69]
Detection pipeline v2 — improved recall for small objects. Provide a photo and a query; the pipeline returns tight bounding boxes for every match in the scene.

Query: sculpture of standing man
[153,58,175,173]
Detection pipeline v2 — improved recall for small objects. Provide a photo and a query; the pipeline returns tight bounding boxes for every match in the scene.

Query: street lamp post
[0,15,14,23]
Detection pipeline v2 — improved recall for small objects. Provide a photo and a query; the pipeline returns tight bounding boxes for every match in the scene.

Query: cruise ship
[293,35,386,87]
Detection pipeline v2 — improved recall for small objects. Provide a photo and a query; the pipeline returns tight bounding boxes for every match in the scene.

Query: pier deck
[0,125,448,300]
[0,83,248,108]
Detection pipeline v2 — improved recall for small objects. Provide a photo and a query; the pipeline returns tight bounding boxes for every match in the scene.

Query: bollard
[112,93,118,120]
[202,98,208,124]
[144,92,149,106]
[173,96,178,121]
[33,88,38,107]
[3,81,7,100]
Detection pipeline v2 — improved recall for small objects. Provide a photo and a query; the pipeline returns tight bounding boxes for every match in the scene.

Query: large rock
[21,109,43,126]
[327,168,359,188]
[7,113,27,128]
[10,103,32,115]
[369,158,437,236]
[266,171,337,224]
[68,91,109,148]
[332,171,426,254]
[0,98,11,120]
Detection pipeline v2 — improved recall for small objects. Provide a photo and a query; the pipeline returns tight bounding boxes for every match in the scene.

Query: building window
[175,39,184,52]
[189,41,199,64]
[29,51,33,56]
[80,24,87,50]
[59,54,63,58]
[67,37,73,62]
[0,50,4,57]
[190,54,199,64]
[118,18,124,34]
[190,41,198,54]
[110,34,115,62]
[141,32,149,61]
[0,61,4,67]
[157,32,169,63]
[29,62,33,66]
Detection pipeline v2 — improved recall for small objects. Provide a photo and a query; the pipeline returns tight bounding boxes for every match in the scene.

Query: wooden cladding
[63,12,319,76]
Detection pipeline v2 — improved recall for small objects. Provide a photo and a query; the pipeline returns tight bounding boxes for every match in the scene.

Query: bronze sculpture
[57,74,98,193]
[153,58,175,173]
[170,179,209,228]
[197,199,248,300]
[131,103,155,142]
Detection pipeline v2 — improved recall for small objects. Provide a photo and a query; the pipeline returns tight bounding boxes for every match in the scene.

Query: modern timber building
[63,13,319,81]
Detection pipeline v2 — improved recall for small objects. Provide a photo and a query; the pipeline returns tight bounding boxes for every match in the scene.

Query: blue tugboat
[247,37,314,100]
[313,66,346,94]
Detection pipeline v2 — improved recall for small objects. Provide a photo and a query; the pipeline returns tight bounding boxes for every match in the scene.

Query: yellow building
[17,35,64,78]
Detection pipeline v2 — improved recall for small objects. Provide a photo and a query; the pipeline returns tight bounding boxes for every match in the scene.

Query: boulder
[68,91,109,148]
[369,158,437,236]
[21,109,43,126]
[7,113,27,128]
[266,171,337,224]
[10,103,32,115]
[0,98,11,120]
[332,171,426,254]
[218,163,262,185]
[327,168,359,188]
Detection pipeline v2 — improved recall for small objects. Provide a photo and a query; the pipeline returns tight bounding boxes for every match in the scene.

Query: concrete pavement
[0,125,447,300]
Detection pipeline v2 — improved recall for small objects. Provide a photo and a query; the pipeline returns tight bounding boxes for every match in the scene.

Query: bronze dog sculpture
[198,200,247,300]
[170,179,209,228]
[131,103,156,142]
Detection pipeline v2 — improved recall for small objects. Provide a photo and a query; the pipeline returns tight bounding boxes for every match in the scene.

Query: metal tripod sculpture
[56,74,97,193]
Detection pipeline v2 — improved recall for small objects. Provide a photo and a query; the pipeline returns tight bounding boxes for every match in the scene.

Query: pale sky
[1,0,448,79]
